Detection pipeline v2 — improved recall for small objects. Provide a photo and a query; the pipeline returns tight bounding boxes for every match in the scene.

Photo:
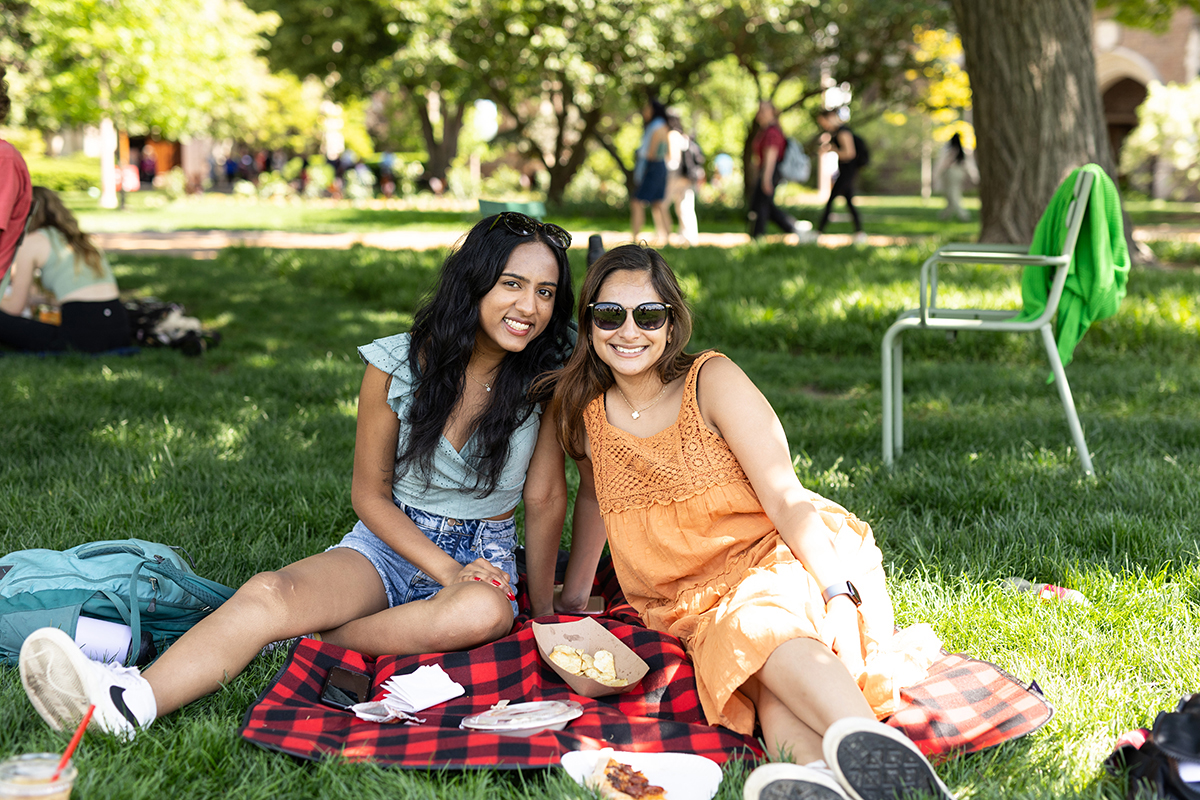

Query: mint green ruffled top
[358,333,542,519]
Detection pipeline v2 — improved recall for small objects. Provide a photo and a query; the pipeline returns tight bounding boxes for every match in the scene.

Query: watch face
[846,581,862,606]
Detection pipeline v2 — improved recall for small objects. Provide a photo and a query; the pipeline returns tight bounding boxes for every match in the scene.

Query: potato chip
[547,645,628,687]
[549,644,585,674]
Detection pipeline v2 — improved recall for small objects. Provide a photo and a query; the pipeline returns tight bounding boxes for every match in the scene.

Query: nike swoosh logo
[110,686,142,729]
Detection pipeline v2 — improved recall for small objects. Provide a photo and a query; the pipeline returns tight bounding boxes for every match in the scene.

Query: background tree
[950,0,1198,247]
[251,0,473,186]
[949,0,1117,243]
[453,0,714,204]
[1096,0,1200,28]
[711,0,953,200]
[238,72,328,154]
[22,0,277,207]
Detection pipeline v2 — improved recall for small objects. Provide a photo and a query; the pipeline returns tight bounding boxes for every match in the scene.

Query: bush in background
[25,153,101,192]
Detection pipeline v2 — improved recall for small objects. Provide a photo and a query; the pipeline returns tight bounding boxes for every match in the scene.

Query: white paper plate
[560,749,724,799]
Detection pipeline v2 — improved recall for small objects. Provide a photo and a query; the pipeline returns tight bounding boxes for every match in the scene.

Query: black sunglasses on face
[488,212,572,250]
[588,302,672,331]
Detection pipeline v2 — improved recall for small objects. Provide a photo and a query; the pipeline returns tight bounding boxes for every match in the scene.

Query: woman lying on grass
[20,212,576,739]
[539,244,954,800]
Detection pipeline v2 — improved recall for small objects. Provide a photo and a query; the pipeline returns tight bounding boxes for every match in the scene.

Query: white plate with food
[560,748,723,799]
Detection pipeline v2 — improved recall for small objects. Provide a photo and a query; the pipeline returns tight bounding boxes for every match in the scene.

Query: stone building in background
[1094,7,1200,197]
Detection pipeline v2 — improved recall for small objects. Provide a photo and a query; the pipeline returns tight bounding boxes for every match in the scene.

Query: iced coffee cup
[0,754,76,799]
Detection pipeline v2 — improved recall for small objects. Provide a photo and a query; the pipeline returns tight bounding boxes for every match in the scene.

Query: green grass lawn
[63,190,1200,249]
[2,240,1199,799]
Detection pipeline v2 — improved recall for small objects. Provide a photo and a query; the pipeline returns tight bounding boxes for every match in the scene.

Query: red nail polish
[490,579,502,587]
[506,592,516,601]
[472,576,482,581]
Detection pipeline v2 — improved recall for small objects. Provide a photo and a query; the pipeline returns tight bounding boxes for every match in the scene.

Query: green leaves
[23,0,278,137]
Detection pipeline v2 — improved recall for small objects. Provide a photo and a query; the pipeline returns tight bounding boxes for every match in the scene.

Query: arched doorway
[1102,77,1148,167]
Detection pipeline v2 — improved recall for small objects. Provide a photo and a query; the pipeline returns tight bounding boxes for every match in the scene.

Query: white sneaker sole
[19,627,96,734]
[744,763,850,800]
[823,717,954,800]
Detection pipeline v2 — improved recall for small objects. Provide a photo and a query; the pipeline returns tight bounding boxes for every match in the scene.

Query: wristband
[821,581,862,607]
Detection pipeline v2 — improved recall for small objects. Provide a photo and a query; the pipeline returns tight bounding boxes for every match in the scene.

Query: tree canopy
[1097,0,1200,30]
[21,0,278,138]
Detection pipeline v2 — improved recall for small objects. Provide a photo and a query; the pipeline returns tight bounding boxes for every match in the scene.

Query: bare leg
[143,548,388,715]
[322,579,513,657]
[650,201,671,244]
[751,637,874,763]
[631,199,646,240]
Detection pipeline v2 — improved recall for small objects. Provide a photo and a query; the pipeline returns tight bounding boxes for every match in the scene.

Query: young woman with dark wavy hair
[20,212,576,739]
[539,244,953,800]
[0,186,129,352]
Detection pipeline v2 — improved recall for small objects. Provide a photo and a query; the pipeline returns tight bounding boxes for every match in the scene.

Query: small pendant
[631,410,640,419]
[485,386,491,392]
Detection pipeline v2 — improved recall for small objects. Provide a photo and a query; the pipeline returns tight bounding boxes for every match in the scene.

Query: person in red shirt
[0,67,33,280]
[748,101,802,240]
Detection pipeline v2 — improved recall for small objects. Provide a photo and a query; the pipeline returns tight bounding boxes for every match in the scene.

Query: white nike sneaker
[19,627,157,741]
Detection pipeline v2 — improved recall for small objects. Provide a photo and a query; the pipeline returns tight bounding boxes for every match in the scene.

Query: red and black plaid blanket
[240,558,1051,767]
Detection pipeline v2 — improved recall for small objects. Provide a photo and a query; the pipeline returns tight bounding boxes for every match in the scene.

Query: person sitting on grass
[538,244,953,800]
[0,186,130,353]
[19,212,576,739]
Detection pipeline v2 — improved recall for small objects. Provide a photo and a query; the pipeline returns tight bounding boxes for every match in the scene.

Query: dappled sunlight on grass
[4,240,1199,800]
[212,424,248,462]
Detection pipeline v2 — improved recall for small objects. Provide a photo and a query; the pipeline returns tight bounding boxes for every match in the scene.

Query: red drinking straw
[52,704,94,782]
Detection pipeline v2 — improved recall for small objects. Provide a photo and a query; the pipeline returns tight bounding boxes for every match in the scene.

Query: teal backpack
[0,538,236,667]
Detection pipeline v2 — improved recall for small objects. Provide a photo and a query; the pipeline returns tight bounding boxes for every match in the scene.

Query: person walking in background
[748,101,802,240]
[815,109,868,244]
[0,187,130,353]
[630,95,671,245]
[933,133,978,221]
[665,110,700,246]
[0,67,32,280]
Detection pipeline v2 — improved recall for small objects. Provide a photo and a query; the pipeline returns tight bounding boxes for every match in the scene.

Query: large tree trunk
[950,0,1118,244]
[413,88,465,187]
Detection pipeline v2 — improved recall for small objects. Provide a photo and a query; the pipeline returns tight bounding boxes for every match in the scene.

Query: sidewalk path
[93,226,1196,259]
[92,229,901,258]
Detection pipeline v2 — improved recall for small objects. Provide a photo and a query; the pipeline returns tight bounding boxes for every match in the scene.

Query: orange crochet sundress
[583,351,935,735]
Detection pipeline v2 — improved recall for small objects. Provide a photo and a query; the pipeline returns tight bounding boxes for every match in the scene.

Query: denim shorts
[328,498,519,617]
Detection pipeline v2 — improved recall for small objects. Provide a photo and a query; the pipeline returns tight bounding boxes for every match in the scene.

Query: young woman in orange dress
[539,244,953,800]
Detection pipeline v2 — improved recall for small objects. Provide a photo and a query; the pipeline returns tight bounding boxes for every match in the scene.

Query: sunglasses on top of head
[587,302,672,331]
[488,212,573,250]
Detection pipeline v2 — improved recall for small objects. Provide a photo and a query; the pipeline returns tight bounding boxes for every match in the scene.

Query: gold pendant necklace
[616,383,668,420]
[468,368,495,392]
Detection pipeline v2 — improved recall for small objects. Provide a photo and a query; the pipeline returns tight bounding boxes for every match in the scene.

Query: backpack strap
[95,561,146,667]
[144,559,235,610]
[74,545,151,666]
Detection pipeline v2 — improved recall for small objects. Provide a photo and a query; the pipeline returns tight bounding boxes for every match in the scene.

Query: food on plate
[587,754,667,800]
[547,645,628,687]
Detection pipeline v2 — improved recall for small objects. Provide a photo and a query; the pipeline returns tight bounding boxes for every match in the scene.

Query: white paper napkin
[379,664,465,714]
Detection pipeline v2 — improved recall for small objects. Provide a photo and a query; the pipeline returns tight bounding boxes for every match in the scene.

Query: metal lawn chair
[881,168,1096,475]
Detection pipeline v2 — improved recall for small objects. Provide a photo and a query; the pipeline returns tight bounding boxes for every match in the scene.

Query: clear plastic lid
[460,700,583,732]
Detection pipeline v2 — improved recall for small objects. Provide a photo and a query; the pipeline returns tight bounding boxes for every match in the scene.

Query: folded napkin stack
[351,664,465,724]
